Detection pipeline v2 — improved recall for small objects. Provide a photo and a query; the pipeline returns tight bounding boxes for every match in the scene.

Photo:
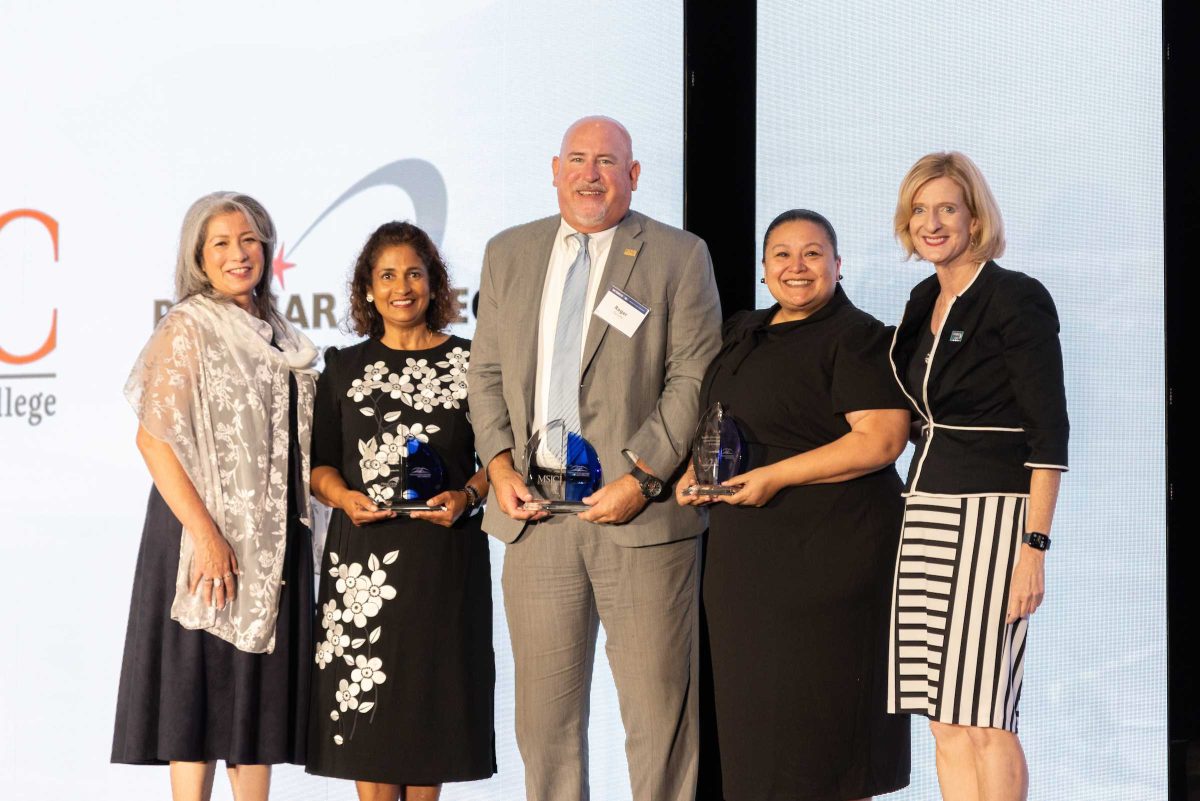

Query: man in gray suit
[468,116,722,801]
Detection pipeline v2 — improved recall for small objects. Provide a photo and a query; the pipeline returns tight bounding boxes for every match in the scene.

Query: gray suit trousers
[501,517,699,801]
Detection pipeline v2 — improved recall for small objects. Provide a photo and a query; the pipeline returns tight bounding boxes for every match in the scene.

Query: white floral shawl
[125,295,318,653]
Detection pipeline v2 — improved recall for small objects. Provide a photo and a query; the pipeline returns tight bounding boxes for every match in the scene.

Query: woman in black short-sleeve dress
[306,222,494,801]
[680,210,910,801]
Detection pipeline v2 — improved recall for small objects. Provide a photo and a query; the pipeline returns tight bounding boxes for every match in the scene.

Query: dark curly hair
[347,221,456,337]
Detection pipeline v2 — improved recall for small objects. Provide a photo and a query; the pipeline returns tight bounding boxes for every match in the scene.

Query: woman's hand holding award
[377,435,449,514]
[684,402,748,496]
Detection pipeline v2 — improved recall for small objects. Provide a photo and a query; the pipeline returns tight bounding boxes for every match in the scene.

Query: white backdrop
[756,1,1164,798]
[0,2,681,799]
[0,1,1167,799]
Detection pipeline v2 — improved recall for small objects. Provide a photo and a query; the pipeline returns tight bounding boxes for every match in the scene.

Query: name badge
[949,330,964,342]
[593,284,650,337]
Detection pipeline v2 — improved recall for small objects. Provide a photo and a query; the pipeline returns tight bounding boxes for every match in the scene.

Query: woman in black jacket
[886,152,1068,801]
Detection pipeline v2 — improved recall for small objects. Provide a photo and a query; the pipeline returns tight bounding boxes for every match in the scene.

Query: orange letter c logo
[0,209,58,365]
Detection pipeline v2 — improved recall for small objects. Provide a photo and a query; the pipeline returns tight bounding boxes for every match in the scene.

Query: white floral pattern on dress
[313,342,472,746]
[316,549,399,745]
[344,347,467,497]
[366,484,394,505]
[379,432,406,464]
[336,679,360,712]
[352,655,387,692]
[357,438,388,481]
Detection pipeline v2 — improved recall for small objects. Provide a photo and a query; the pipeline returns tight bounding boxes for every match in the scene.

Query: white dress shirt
[531,217,617,436]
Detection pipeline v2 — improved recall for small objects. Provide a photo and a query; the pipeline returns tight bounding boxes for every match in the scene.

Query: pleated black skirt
[110,487,313,766]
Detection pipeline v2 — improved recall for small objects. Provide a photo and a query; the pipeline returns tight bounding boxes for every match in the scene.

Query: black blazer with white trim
[890,261,1069,496]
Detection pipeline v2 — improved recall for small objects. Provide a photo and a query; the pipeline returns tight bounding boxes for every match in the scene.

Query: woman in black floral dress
[306,222,494,801]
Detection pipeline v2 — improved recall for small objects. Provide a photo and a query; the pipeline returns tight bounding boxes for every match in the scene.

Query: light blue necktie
[547,232,591,435]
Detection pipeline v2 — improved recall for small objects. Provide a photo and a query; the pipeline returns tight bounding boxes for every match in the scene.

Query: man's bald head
[559,116,634,162]
[552,116,641,233]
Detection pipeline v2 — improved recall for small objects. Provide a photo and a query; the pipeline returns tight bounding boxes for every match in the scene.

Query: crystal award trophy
[522,419,603,513]
[684,403,748,496]
[378,435,448,514]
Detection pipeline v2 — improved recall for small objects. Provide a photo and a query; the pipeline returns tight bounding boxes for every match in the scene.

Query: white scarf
[125,294,317,653]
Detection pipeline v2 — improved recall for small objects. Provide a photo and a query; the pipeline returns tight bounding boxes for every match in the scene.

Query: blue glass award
[685,403,748,496]
[522,419,603,513]
[381,435,448,514]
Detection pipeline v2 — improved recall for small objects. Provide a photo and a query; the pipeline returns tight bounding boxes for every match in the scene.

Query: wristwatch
[630,465,664,500]
[462,485,481,509]
[1021,531,1051,551]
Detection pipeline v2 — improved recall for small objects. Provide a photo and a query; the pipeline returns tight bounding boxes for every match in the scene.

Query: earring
[837,274,843,281]
[366,292,374,303]
[759,277,766,284]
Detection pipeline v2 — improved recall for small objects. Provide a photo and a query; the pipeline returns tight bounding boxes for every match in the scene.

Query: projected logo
[153,159,470,329]
[0,208,59,426]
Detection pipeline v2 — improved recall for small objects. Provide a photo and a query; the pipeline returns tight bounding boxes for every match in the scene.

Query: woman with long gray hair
[111,192,318,801]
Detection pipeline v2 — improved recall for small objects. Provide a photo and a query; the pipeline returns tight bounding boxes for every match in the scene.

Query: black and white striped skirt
[887,494,1028,732]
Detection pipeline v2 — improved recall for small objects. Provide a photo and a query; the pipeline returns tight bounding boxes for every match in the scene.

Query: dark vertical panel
[684,14,758,798]
[684,2,757,319]
[1164,1,1196,798]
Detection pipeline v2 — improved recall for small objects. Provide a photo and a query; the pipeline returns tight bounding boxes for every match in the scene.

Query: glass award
[522,419,603,513]
[684,403,747,496]
[378,436,448,514]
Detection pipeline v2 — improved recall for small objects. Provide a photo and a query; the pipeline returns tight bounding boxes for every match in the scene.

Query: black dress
[700,288,910,800]
[305,337,495,786]
[111,374,312,767]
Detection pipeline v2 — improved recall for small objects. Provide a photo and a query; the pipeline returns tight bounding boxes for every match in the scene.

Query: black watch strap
[630,465,664,499]
[1022,531,1051,551]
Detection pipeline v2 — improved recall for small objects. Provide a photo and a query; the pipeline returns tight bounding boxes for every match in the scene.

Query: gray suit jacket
[468,210,722,546]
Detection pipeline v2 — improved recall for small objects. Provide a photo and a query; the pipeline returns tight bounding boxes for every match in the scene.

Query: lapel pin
[623,248,638,257]
[949,330,964,342]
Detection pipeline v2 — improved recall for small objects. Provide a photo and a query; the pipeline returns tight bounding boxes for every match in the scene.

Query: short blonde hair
[894,152,1005,263]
